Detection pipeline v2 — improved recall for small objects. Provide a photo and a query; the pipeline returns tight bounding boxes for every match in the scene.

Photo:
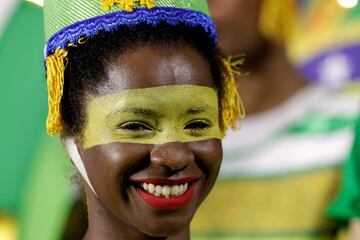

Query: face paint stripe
[83,85,222,149]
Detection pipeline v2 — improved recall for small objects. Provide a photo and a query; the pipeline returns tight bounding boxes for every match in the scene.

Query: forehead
[88,85,219,115]
[97,44,214,95]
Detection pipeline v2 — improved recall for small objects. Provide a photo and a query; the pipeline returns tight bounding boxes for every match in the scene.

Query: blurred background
[0,1,75,240]
[1,0,360,239]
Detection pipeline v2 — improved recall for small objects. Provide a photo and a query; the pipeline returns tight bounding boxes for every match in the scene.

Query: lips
[132,177,198,210]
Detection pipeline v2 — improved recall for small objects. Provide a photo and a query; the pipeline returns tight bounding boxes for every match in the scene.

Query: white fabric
[63,137,97,195]
[0,0,19,38]
[220,85,360,178]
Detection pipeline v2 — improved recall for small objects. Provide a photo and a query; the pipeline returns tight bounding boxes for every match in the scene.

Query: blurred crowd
[1,0,360,239]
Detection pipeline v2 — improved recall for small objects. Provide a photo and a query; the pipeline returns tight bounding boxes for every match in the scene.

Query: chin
[139,216,192,237]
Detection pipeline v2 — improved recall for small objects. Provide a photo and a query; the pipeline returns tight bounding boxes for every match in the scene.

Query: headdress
[44,0,245,136]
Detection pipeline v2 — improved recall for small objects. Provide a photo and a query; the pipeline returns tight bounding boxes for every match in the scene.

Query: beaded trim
[45,7,217,56]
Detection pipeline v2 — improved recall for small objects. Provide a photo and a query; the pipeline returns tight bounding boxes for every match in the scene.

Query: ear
[60,133,97,196]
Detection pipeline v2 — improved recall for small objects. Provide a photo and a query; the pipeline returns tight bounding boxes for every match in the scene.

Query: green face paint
[83,85,222,148]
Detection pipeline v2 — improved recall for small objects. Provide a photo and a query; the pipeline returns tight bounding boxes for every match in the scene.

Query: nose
[150,142,195,172]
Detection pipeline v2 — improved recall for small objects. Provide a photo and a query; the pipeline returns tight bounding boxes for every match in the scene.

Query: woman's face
[75,44,222,237]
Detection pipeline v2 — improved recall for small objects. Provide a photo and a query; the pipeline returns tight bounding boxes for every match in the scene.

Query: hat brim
[45,7,218,57]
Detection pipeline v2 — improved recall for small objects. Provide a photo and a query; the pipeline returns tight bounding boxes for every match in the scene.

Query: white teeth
[148,184,155,194]
[179,184,184,193]
[162,185,171,198]
[141,183,189,198]
[155,185,162,196]
[171,185,179,196]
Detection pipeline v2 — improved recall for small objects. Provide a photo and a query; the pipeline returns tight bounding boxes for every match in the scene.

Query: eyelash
[184,119,212,131]
[117,119,212,134]
[118,121,155,132]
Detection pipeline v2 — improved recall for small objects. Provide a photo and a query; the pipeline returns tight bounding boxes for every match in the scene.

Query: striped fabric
[192,83,360,240]
[44,0,210,40]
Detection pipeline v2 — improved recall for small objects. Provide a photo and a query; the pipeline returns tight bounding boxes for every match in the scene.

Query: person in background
[191,0,360,239]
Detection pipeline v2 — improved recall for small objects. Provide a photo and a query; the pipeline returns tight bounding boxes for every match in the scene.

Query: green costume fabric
[328,116,360,220]
[44,0,210,40]
[0,2,73,239]
[0,1,45,214]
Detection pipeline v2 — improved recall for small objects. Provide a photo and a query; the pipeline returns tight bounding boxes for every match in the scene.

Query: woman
[43,0,244,238]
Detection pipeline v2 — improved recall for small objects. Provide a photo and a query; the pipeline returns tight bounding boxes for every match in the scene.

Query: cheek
[82,143,152,196]
[187,139,222,203]
[188,139,222,178]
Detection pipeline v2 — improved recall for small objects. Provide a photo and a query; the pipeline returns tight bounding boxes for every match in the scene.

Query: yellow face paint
[83,85,222,148]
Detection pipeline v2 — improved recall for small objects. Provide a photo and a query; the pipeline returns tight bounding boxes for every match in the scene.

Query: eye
[118,121,155,132]
[184,119,212,131]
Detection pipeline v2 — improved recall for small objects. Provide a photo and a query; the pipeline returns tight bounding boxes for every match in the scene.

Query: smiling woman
[43,0,243,239]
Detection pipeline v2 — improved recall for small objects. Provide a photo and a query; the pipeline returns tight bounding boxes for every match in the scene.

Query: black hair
[62,22,223,135]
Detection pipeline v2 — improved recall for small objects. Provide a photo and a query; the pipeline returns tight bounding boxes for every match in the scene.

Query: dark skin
[208,0,306,115]
[66,44,222,240]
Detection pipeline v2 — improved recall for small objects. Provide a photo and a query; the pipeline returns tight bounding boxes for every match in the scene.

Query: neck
[238,42,306,115]
[83,187,190,240]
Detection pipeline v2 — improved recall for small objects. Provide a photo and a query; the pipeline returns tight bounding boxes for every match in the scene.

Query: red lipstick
[133,177,198,210]
[136,184,195,210]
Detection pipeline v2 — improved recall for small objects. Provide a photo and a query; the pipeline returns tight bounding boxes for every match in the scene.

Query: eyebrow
[123,107,158,116]
[107,107,158,118]
[186,107,208,115]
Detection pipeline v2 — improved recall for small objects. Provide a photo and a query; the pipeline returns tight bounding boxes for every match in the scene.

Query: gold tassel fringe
[101,0,155,12]
[226,54,246,76]
[219,57,245,135]
[259,0,296,42]
[45,48,68,136]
